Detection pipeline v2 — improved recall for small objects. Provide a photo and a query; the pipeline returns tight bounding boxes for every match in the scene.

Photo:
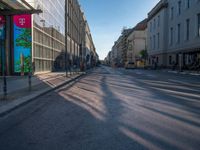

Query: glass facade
[0,0,95,75]
[32,0,65,72]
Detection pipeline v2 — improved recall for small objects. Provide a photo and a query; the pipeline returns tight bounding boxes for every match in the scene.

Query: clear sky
[79,0,159,60]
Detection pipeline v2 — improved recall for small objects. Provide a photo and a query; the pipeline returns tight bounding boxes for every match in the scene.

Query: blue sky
[79,0,159,60]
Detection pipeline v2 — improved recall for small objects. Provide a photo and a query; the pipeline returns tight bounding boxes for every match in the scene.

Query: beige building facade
[127,19,147,67]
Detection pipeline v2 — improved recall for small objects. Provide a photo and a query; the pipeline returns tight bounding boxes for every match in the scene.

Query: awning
[0,0,42,15]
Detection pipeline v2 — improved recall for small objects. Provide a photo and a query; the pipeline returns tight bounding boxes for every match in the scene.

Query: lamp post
[65,0,69,77]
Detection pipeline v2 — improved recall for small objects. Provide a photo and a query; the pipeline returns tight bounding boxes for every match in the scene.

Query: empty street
[0,66,200,150]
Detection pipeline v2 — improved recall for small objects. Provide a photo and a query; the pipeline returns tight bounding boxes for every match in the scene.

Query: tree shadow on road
[0,67,200,150]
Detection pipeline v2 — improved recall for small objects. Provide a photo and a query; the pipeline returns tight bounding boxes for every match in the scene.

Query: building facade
[166,0,200,69]
[84,21,96,68]
[109,29,132,67]
[32,0,65,73]
[147,0,168,68]
[0,0,96,76]
[127,19,147,67]
[147,0,200,69]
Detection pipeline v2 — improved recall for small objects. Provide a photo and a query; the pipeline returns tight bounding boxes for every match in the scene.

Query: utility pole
[65,0,69,77]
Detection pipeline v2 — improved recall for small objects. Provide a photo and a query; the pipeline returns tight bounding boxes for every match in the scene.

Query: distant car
[125,62,135,69]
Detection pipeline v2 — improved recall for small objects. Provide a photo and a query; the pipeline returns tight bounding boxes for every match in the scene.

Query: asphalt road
[0,66,200,150]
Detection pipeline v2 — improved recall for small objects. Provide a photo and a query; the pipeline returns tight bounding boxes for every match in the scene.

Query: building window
[178,1,181,15]
[170,27,173,45]
[156,57,159,63]
[150,37,152,49]
[157,33,160,48]
[150,22,152,32]
[153,35,156,49]
[198,14,200,37]
[171,7,174,19]
[186,19,190,40]
[169,56,172,65]
[177,24,181,43]
[154,19,156,29]
[186,0,190,8]
[158,15,160,27]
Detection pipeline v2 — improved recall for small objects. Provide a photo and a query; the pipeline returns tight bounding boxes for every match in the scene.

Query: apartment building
[166,0,200,69]
[109,28,132,67]
[147,0,168,67]
[110,42,118,66]
[84,21,96,68]
[127,19,147,67]
[147,0,200,69]
[66,0,82,70]
[121,28,132,66]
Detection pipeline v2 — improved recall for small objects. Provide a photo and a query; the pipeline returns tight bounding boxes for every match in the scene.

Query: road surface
[0,66,200,150]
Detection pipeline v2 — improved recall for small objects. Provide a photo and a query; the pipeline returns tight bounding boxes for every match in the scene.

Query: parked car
[125,62,135,69]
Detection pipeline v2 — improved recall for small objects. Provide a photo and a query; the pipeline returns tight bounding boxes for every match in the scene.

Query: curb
[166,70,200,76]
[0,73,85,117]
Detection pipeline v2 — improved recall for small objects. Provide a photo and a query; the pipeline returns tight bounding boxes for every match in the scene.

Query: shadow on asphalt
[0,66,199,150]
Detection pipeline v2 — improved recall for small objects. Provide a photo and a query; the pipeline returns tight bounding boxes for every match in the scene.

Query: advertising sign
[13,14,32,73]
[0,16,6,40]
[0,16,6,74]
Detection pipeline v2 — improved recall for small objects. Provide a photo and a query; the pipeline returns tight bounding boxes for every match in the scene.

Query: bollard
[3,75,7,99]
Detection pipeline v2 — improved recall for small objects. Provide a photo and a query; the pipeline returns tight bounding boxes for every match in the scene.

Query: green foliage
[15,55,31,72]
[16,28,31,49]
[140,50,148,59]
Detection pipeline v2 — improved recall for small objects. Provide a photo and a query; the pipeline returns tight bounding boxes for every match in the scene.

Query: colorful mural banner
[0,16,6,73]
[0,16,6,40]
[13,14,32,73]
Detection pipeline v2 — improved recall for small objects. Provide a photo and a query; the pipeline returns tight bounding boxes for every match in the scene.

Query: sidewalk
[0,71,84,117]
[162,69,200,76]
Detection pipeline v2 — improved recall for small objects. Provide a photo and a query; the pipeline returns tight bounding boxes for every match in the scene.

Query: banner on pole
[13,14,32,73]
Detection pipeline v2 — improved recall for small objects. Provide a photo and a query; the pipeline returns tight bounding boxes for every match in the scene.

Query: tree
[16,28,31,48]
[139,49,148,60]
[15,28,32,73]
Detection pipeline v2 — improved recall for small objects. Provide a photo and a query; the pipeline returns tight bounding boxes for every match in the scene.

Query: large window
[178,1,181,15]
[187,0,190,8]
[150,22,152,32]
[157,33,160,48]
[171,7,174,19]
[150,37,152,49]
[170,27,173,45]
[177,24,181,43]
[169,56,172,65]
[186,19,190,40]
[198,14,200,37]
[158,15,160,27]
